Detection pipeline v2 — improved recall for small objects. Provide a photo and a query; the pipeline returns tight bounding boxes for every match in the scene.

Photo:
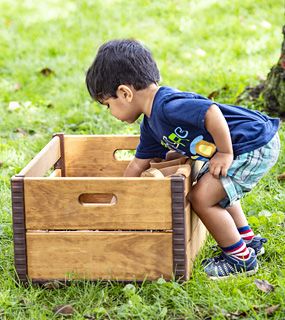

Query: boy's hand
[124,157,152,177]
[209,151,233,179]
[205,104,234,179]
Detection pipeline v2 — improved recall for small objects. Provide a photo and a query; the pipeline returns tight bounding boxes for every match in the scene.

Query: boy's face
[102,85,141,123]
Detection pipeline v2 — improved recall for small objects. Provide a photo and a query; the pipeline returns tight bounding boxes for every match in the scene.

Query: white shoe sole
[208,264,259,280]
[256,247,265,256]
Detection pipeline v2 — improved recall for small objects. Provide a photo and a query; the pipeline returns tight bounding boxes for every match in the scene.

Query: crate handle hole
[79,193,117,206]
[113,149,136,161]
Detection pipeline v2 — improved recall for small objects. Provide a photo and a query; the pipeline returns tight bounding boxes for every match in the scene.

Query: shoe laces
[212,252,227,264]
[260,237,267,243]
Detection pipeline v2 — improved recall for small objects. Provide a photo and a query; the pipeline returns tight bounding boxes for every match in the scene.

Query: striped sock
[221,239,250,260]
[238,225,255,241]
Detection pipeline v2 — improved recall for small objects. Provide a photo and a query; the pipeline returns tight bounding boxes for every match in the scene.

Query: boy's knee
[188,187,204,210]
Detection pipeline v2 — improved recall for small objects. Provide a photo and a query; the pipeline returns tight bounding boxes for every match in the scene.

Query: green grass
[1,0,285,319]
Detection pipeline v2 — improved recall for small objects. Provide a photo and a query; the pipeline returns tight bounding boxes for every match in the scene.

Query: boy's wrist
[216,150,233,155]
[124,157,151,177]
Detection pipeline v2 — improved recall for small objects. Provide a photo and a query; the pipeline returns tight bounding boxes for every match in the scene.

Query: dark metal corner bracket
[11,175,28,283]
[171,175,186,281]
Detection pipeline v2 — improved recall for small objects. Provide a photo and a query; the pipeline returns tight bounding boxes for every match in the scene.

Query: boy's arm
[205,104,234,179]
[165,150,186,161]
[124,157,152,177]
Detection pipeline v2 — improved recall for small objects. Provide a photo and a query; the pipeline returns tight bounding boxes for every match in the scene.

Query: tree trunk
[262,25,285,117]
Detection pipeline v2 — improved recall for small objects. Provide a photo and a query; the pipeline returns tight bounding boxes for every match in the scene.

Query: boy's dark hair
[86,39,160,102]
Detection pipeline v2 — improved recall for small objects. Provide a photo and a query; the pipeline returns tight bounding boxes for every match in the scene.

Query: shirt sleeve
[135,118,168,159]
[163,97,215,130]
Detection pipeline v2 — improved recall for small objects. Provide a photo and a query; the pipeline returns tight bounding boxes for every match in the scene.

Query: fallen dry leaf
[208,90,220,100]
[43,280,64,289]
[265,304,280,316]
[252,305,260,312]
[277,173,285,180]
[18,298,29,307]
[254,279,275,293]
[53,304,75,316]
[40,67,54,76]
[222,309,248,319]
[221,304,279,319]
[15,128,28,136]
[208,85,230,100]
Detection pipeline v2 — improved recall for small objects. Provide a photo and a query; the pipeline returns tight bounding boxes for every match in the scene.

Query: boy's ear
[117,85,133,102]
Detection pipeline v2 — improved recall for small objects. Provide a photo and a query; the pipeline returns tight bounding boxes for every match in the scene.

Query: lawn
[0,0,285,319]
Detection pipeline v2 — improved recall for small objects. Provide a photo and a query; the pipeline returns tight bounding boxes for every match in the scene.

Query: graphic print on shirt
[161,126,216,161]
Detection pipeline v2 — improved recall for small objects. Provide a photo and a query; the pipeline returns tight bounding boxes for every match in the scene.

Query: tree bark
[262,25,285,117]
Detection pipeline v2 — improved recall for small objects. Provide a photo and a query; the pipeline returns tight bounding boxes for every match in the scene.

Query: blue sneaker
[204,235,267,265]
[244,235,267,256]
[203,247,258,280]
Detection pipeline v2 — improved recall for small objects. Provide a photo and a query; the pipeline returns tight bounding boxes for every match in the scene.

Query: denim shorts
[197,133,281,208]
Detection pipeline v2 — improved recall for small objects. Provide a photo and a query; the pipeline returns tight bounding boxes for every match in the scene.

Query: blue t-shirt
[135,86,280,161]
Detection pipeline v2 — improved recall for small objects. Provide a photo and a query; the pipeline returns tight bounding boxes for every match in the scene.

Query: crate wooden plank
[183,203,191,278]
[26,231,173,281]
[191,210,200,235]
[53,133,65,176]
[189,219,208,267]
[49,169,62,177]
[64,135,139,177]
[19,136,61,177]
[24,177,172,230]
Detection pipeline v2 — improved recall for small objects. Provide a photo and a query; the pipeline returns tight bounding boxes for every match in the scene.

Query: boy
[86,39,280,279]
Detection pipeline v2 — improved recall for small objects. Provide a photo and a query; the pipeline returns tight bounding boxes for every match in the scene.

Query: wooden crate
[11,134,207,283]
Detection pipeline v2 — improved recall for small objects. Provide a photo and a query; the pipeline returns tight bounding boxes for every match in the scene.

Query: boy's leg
[226,200,248,228]
[189,172,241,246]
[189,172,257,278]
[227,200,267,255]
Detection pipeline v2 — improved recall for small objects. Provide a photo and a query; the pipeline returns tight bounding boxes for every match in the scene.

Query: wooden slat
[189,219,208,267]
[49,169,62,177]
[159,164,190,178]
[191,210,200,235]
[19,136,61,177]
[64,135,139,177]
[26,231,173,281]
[24,177,172,230]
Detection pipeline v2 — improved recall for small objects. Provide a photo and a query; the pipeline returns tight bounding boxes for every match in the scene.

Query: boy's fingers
[221,167,228,177]
[209,163,219,178]
[209,165,216,176]
[213,166,221,179]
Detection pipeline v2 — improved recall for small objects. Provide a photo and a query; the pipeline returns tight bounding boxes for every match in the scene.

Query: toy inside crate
[11,134,207,283]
